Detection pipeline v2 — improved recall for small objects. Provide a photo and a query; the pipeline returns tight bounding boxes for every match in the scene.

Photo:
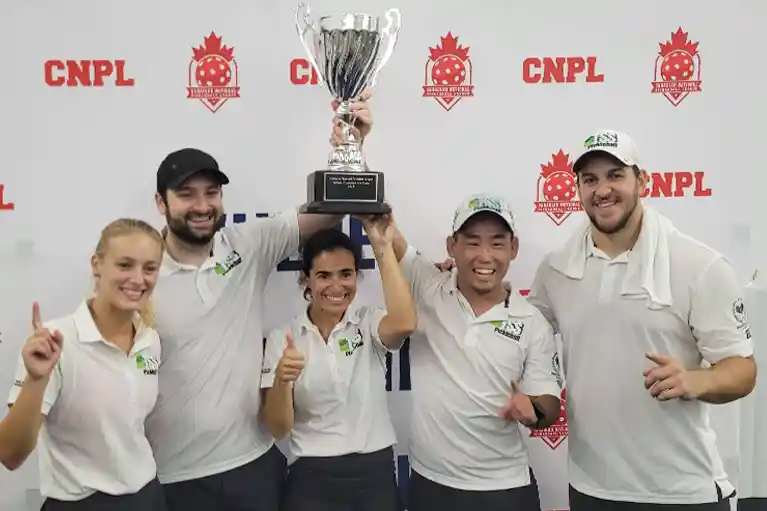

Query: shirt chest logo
[490,320,524,342]
[214,250,242,276]
[135,354,159,375]
[338,329,364,357]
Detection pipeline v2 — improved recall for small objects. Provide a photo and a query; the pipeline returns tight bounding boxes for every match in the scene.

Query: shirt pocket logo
[135,354,159,375]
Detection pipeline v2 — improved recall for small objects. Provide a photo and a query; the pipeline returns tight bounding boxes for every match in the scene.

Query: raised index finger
[32,302,43,332]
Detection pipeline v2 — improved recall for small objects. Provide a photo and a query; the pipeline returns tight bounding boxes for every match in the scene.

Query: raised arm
[361,215,417,350]
[1,304,63,470]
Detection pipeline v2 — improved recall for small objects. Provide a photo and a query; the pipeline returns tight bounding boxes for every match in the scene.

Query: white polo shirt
[6,301,161,501]
[529,230,752,504]
[400,246,562,491]
[146,212,300,483]
[261,304,398,460]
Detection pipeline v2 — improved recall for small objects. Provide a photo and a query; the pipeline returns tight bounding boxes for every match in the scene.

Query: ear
[155,192,167,216]
[90,254,100,278]
[510,236,520,260]
[445,235,456,259]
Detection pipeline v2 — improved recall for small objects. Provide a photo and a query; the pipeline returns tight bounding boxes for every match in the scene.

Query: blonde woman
[0,218,167,511]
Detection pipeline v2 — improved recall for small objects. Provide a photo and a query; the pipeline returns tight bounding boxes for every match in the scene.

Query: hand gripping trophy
[295,3,401,214]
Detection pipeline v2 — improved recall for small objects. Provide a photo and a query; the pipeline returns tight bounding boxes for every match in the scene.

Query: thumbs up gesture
[275,331,305,386]
[22,302,64,381]
[499,381,537,426]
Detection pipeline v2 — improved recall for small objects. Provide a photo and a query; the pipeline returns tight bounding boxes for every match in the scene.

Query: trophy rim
[318,13,381,32]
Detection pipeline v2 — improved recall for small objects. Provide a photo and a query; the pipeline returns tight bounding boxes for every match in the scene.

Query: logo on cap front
[187,32,241,113]
[583,131,619,150]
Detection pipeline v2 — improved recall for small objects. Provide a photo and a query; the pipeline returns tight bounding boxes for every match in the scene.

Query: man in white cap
[390,193,563,511]
[528,129,756,510]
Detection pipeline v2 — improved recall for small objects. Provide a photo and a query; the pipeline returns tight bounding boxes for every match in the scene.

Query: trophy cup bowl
[296,3,401,214]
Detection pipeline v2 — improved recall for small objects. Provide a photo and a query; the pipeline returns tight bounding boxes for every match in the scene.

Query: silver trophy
[296,3,401,214]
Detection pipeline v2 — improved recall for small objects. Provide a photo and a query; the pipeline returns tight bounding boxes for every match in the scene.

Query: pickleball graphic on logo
[534,150,582,226]
[530,388,568,449]
[651,27,702,107]
[187,32,241,113]
[423,32,474,111]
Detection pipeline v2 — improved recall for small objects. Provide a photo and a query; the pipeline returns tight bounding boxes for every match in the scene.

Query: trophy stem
[327,100,367,172]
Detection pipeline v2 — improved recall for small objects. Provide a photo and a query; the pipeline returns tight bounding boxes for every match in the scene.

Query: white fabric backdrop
[1,1,765,510]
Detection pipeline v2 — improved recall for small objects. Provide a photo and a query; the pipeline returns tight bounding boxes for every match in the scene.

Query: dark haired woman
[260,214,416,511]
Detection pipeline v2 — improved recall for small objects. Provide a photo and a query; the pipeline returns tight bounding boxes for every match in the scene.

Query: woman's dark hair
[300,228,362,300]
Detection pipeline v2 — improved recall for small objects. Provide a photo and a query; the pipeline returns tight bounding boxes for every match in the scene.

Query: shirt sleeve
[363,307,400,353]
[261,326,289,389]
[689,257,754,364]
[7,353,62,415]
[229,210,301,268]
[527,260,560,335]
[520,314,563,397]
[399,245,444,303]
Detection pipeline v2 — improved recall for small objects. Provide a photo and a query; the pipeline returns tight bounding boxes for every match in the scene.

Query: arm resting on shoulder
[374,241,417,349]
[260,385,294,440]
[0,378,47,470]
[692,356,757,404]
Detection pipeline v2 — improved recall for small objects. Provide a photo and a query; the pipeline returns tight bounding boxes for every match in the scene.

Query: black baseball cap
[156,148,230,194]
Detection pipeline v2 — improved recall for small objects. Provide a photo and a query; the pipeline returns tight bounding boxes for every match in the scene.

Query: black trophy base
[299,169,391,215]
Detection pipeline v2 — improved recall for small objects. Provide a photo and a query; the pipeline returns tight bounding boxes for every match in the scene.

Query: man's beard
[165,212,225,246]
[588,190,639,235]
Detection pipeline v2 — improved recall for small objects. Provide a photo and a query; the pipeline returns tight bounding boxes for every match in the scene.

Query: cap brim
[573,148,633,173]
[454,209,514,233]
[166,168,230,190]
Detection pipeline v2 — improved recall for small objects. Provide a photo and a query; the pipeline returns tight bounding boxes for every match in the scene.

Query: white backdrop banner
[1,1,764,510]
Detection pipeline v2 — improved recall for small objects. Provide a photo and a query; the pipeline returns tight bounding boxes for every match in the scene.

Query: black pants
[163,445,286,511]
[281,447,400,511]
[569,484,732,511]
[738,498,767,511]
[41,479,166,511]
[407,468,541,511]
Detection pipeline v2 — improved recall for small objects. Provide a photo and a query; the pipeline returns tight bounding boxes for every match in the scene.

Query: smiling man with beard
[144,97,374,511]
[528,129,756,510]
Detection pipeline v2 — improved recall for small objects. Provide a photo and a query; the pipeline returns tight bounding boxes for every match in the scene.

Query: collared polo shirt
[261,304,398,460]
[7,301,161,501]
[400,246,562,491]
[529,229,752,504]
[146,212,300,483]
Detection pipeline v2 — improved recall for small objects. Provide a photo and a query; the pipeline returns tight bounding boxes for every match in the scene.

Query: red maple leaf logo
[658,27,699,57]
[193,32,235,62]
[540,150,574,178]
[429,32,469,61]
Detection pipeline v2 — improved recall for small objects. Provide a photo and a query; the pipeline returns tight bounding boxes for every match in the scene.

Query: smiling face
[576,153,647,234]
[306,248,358,316]
[155,172,224,245]
[91,231,163,315]
[446,212,518,296]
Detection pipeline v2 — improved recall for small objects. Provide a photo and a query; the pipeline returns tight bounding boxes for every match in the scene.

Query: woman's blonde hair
[92,218,164,328]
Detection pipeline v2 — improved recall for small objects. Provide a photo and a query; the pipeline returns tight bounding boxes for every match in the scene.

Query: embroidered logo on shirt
[732,297,751,340]
[214,250,242,276]
[338,329,364,357]
[136,354,159,375]
[490,320,524,341]
[551,352,563,388]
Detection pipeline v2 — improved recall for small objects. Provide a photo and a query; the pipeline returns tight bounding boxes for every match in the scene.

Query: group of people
[0,92,756,511]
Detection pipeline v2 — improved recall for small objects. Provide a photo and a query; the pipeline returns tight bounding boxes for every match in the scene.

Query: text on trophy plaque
[324,173,379,202]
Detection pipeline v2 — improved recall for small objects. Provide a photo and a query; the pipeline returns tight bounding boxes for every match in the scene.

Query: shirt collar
[444,271,534,321]
[160,229,231,276]
[587,234,631,263]
[73,300,153,353]
[298,302,364,334]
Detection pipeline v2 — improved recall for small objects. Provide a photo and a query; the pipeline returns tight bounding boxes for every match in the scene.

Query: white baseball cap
[452,193,516,233]
[573,129,641,172]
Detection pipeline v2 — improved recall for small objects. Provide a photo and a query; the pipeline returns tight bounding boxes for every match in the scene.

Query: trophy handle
[369,7,401,88]
[295,3,323,86]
